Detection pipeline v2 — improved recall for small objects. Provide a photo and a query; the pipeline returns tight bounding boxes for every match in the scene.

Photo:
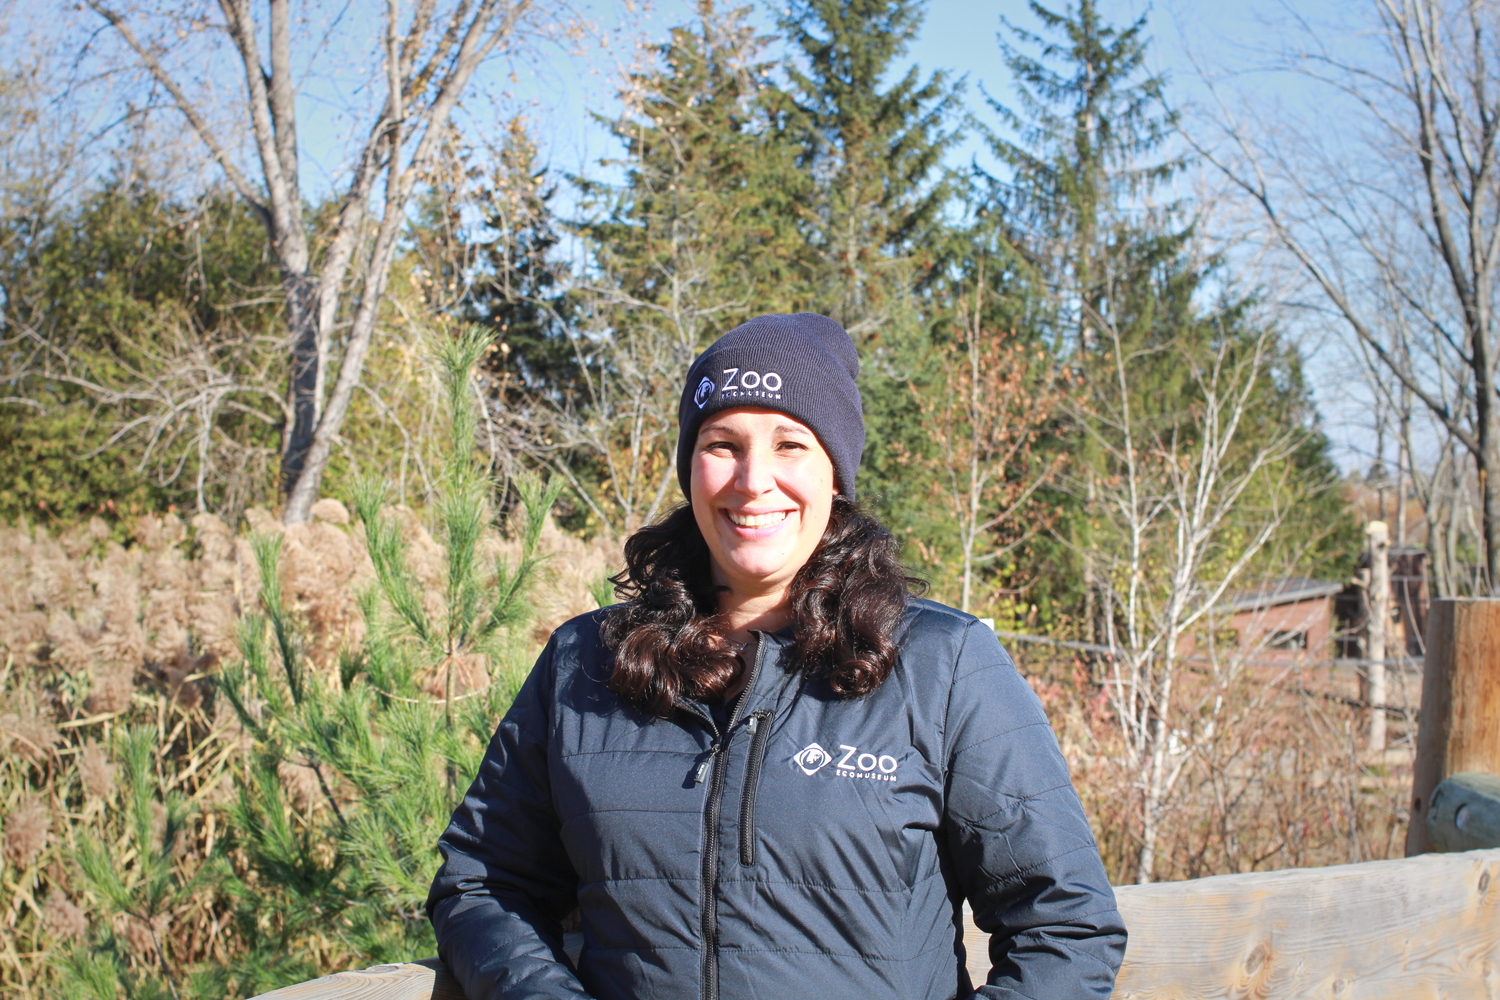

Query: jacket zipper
[738,710,773,866]
[696,633,765,1000]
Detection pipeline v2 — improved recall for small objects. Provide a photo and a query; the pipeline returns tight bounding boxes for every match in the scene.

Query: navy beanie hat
[676,313,865,499]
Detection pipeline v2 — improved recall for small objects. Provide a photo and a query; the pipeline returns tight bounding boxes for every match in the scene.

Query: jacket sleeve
[940,620,1127,1000]
[426,635,594,1000]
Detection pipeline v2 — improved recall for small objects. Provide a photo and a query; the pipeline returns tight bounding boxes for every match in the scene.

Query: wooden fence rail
[252,847,1500,1000]
[1100,847,1500,999]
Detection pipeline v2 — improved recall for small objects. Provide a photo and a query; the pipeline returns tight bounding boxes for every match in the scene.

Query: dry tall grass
[1024,647,1414,884]
[0,507,616,997]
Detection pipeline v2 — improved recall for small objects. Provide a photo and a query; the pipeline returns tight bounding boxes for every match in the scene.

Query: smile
[727,510,789,528]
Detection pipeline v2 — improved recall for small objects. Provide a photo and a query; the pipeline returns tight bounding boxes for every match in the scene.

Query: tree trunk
[1138,640,1178,885]
[1475,263,1500,594]
[1138,701,1171,885]
[1479,428,1500,597]
[280,273,321,494]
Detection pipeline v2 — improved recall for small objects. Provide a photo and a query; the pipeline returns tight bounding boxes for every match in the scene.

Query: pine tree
[431,118,580,399]
[981,0,1183,356]
[976,0,1358,883]
[580,0,806,331]
[779,0,961,333]
[206,328,559,988]
[774,0,964,531]
[548,1,807,533]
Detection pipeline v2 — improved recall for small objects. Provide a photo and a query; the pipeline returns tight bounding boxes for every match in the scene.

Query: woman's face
[690,407,837,603]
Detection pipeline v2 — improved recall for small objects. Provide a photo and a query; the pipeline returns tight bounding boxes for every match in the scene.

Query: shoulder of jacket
[891,598,989,691]
[898,599,1015,686]
[902,597,984,638]
[548,607,611,641]
[538,608,614,674]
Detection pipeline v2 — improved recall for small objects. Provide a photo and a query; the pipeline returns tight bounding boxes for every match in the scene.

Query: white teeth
[728,510,788,528]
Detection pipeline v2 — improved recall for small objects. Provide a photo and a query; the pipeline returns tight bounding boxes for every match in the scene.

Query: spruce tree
[776,0,963,530]
[580,0,805,329]
[976,0,1357,883]
[555,1,807,532]
[779,0,960,331]
[461,120,580,398]
[981,0,1183,355]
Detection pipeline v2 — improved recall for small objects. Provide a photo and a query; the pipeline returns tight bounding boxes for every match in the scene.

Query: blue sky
[503,0,1343,179]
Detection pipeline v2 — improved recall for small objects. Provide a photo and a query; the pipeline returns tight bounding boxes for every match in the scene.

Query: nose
[734,444,775,496]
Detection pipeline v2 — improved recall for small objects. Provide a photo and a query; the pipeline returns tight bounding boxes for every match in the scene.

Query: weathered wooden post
[1407,598,1500,855]
[1365,521,1391,753]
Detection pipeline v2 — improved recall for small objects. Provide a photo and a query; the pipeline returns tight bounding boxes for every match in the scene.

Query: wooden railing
[252,599,1500,1000]
[254,847,1500,1000]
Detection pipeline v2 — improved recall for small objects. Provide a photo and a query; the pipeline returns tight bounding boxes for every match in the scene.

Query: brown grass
[0,505,616,998]
[1022,647,1413,884]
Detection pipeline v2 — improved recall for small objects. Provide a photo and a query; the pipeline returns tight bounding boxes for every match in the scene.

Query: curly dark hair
[599,495,924,716]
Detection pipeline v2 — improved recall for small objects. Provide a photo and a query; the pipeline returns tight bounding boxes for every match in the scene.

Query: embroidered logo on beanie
[718,367,783,402]
[694,376,715,408]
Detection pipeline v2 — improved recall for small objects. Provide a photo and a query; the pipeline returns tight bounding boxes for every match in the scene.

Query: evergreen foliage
[213,328,558,985]
[537,1,808,534]
[423,119,581,398]
[50,328,559,996]
[773,0,967,544]
[983,0,1184,344]
[973,0,1356,628]
[0,181,283,524]
[780,0,961,325]
[64,727,228,1000]
[580,1,806,327]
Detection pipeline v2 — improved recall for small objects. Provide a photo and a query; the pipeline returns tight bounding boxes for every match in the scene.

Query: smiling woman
[425,314,1126,1000]
[690,408,836,630]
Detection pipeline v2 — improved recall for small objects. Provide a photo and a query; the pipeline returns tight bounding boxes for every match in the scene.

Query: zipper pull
[747,715,759,735]
[694,743,721,784]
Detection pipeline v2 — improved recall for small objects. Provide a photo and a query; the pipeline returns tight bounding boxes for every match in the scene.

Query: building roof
[1218,577,1345,614]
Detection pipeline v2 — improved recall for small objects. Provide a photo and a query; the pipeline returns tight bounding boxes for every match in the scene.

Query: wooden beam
[963,848,1500,998]
[1365,519,1391,752]
[1408,598,1500,855]
[253,851,1500,999]
[248,959,464,1000]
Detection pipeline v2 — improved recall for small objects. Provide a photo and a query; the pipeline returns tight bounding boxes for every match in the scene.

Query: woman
[427,314,1126,1000]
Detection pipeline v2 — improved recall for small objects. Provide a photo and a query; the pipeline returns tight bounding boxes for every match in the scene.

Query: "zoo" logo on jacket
[794,742,899,781]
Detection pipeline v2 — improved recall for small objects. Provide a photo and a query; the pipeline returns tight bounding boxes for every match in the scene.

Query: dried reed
[0,502,613,999]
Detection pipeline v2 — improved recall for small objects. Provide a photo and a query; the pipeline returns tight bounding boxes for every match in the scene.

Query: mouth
[726,510,789,528]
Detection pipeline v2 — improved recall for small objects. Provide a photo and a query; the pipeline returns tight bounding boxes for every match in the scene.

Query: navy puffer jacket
[426,600,1126,1000]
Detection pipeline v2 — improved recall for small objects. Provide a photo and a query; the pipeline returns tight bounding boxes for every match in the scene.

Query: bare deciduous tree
[27,304,284,514]
[910,274,1066,613]
[84,0,550,522]
[1082,318,1303,883]
[1194,0,1500,593]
